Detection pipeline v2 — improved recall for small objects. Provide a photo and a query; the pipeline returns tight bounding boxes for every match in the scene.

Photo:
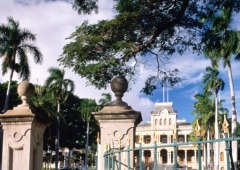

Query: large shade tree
[59,0,240,94]
[0,16,43,112]
[202,3,240,168]
[45,67,75,170]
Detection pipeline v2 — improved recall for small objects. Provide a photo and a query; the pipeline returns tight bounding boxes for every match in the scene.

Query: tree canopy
[59,0,240,94]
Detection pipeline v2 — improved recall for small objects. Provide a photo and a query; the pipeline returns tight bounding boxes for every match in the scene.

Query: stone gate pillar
[93,76,142,170]
[0,81,49,170]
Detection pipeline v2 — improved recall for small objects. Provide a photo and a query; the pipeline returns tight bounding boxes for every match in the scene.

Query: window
[155,119,158,125]
[144,135,151,144]
[160,119,162,125]
[178,137,184,143]
[135,135,140,143]
[164,119,167,125]
[187,136,191,142]
[162,137,167,143]
[169,118,172,125]
[145,138,151,144]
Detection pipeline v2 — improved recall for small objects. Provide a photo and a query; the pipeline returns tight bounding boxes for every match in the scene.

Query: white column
[194,150,197,162]
[142,150,144,162]
[167,152,171,164]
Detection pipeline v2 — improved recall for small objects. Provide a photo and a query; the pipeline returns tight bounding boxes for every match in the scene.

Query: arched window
[169,118,172,125]
[164,119,167,125]
[155,119,158,125]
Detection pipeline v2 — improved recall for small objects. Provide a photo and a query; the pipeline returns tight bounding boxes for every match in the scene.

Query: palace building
[135,102,226,169]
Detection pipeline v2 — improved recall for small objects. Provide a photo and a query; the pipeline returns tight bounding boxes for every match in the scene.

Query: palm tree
[45,67,75,113]
[30,84,58,120]
[202,4,240,168]
[0,16,43,112]
[80,99,99,170]
[192,92,215,140]
[45,67,75,170]
[202,66,224,170]
[98,93,112,107]
[192,91,228,169]
[191,91,215,169]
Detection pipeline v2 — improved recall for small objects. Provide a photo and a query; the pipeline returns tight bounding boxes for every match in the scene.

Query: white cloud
[0,0,155,123]
[169,53,210,85]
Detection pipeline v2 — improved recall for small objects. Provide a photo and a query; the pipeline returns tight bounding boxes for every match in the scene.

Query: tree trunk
[214,93,219,170]
[204,143,207,169]
[3,69,14,112]
[227,63,237,170]
[207,127,210,169]
[85,121,89,170]
[55,103,60,170]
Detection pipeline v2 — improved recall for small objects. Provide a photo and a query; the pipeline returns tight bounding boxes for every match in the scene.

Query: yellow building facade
[135,102,227,169]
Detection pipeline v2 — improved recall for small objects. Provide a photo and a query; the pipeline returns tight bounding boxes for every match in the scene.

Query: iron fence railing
[101,134,240,170]
[96,117,239,170]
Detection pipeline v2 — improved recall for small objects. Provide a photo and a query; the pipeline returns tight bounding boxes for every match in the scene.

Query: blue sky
[0,0,240,124]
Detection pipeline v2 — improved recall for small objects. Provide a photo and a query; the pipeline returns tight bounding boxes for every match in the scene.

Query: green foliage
[98,93,112,107]
[0,81,21,112]
[80,98,99,122]
[45,67,75,106]
[72,0,98,15]
[30,84,58,121]
[0,16,43,80]
[43,94,99,151]
[202,66,225,95]
[0,16,42,111]
[191,91,228,140]
[202,2,240,67]
[60,0,240,94]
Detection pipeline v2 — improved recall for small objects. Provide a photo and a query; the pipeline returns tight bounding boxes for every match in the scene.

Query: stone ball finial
[17,81,34,107]
[111,76,128,102]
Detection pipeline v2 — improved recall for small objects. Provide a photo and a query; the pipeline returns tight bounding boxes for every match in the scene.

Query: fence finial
[223,114,229,133]
[195,119,201,136]
[173,124,177,139]
[138,133,142,144]
[153,129,157,142]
